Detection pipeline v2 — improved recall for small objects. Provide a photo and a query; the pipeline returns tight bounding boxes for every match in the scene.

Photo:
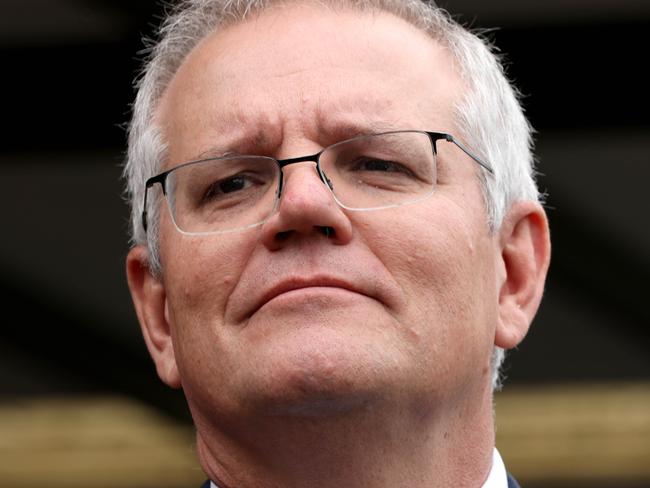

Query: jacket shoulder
[507,473,522,488]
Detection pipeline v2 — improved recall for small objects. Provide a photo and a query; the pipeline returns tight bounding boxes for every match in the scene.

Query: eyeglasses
[142,130,492,235]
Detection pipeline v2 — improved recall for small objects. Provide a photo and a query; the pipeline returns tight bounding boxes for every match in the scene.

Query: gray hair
[123,0,540,389]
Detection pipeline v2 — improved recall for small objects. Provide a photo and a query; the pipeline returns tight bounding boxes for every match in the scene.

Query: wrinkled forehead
[155,3,464,164]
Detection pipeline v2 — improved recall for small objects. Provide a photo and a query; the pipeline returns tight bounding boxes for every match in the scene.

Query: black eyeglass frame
[141,130,492,233]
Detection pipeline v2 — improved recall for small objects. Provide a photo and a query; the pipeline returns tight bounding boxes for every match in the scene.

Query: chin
[235,328,402,418]
[264,391,379,418]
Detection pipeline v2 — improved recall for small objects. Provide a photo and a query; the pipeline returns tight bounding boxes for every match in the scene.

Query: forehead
[156,4,464,162]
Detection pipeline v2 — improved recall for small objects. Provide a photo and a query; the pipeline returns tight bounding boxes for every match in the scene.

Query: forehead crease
[205,105,285,154]
[186,92,416,162]
[313,91,406,140]
[210,89,402,149]
[231,104,284,148]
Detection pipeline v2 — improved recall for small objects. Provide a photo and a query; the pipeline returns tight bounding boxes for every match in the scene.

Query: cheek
[160,230,262,399]
[160,229,259,326]
[355,197,497,343]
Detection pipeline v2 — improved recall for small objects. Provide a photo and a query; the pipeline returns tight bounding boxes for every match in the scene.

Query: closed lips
[248,276,373,317]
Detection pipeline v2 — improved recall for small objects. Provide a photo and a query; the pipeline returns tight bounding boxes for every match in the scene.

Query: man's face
[154,5,500,419]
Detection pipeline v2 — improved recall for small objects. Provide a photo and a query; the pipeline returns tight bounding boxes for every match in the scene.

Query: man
[124,0,550,486]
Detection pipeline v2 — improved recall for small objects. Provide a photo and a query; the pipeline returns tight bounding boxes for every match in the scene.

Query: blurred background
[1,0,648,487]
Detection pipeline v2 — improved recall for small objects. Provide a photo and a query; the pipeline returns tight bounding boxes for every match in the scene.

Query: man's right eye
[201,173,255,203]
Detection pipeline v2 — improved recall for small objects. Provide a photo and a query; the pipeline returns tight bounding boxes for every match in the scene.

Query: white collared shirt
[481,448,508,488]
[209,448,508,488]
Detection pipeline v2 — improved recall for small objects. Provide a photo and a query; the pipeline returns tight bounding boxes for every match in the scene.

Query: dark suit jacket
[507,473,522,488]
[202,473,522,487]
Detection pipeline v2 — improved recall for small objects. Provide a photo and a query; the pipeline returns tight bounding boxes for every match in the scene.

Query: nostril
[318,226,335,238]
[275,230,292,241]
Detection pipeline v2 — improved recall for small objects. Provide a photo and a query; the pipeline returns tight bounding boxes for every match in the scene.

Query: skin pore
[126,4,550,487]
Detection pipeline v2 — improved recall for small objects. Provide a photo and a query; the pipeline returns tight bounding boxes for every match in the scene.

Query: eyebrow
[186,118,404,164]
[317,120,399,145]
[192,146,235,162]
[314,99,404,136]
[188,128,278,163]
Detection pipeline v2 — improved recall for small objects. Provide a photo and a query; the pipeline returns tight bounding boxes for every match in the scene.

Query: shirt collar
[481,448,508,488]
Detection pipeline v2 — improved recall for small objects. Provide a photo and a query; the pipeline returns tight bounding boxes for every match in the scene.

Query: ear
[495,201,551,350]
[126,245,181,388]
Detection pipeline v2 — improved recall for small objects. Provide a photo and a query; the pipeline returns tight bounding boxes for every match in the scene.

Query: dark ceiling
[1,0,648,421]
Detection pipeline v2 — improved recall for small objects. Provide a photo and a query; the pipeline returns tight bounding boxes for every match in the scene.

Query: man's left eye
[353,158,412,174]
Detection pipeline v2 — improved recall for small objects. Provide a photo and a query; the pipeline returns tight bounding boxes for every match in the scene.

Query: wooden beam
[0,396,204,488]
[496,382,650,484]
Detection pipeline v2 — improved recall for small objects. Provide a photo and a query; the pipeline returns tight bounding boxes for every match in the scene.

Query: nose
[260,162,353,250]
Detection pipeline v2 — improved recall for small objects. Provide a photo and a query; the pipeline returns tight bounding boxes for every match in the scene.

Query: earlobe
[495,201,551,350]
[126,246,182,388]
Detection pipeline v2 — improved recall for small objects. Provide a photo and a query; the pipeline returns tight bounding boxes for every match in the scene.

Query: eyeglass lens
[162,131,437,234]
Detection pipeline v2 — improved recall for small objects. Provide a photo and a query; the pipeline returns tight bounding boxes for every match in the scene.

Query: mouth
[248,276,371,318]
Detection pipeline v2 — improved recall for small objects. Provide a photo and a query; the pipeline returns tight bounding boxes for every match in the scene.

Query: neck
[194,386,495,488]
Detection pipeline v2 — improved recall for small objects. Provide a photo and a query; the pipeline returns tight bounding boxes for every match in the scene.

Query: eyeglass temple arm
[442,133,493,175]
[142,173,170,234]
[142,189,149,233]
[141,179,157,233]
